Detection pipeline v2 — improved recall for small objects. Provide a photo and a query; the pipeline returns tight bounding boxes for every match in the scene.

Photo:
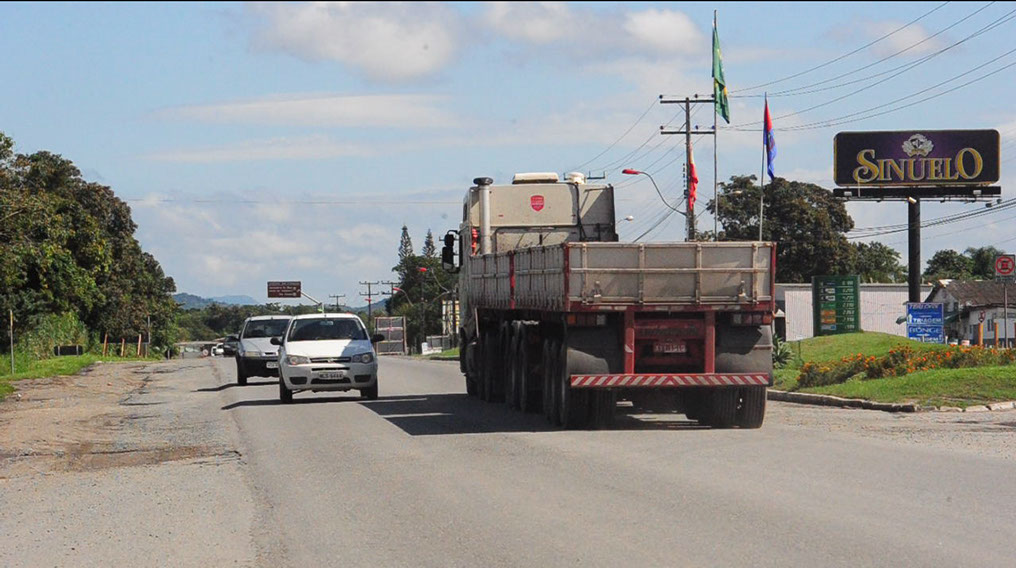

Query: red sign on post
[530,195,544,212]
[268,281,301,298]
[995,255,1016,279]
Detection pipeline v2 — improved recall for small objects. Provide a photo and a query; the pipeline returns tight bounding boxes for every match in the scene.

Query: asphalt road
[213,356,1016,567]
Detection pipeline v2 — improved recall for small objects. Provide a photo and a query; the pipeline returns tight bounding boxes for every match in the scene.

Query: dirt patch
[0,360,235,479]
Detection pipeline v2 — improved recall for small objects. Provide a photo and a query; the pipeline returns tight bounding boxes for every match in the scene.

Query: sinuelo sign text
[834,130,999,187]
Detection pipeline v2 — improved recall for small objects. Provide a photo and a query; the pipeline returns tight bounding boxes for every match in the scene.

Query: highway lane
[213,356,1016,567]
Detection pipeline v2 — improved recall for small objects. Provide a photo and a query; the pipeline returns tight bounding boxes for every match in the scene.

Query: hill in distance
[174,293,259,310]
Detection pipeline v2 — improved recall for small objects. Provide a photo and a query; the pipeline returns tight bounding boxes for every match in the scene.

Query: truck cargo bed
[467,242,775,313]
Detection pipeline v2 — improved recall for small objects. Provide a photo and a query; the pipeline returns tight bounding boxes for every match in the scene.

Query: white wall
[778,284,933,341]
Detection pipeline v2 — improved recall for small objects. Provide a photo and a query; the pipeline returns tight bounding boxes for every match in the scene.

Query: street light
[621,169,685,216]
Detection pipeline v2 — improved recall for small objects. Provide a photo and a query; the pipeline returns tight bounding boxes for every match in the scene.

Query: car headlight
[287,355,311,365]
[352,352,374,364]
[241,350,261,358]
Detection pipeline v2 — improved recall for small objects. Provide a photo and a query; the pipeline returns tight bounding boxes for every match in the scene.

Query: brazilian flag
[712,22,730,124]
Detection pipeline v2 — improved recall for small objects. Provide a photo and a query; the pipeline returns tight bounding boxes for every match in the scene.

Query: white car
[235,315,292,385]
[272,313,382,403]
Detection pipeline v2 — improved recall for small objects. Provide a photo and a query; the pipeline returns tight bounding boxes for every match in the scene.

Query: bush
[797,354,867,389]
[17,312,88,360]
[772,334,793,369]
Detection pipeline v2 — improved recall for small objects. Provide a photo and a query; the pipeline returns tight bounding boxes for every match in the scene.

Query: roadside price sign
[268,281,301,298]
[811,275,861,336]
[995,254,1016,281]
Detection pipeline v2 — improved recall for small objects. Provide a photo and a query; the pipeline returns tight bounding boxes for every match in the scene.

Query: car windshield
[242,319,290,339]
[287,318,367,342]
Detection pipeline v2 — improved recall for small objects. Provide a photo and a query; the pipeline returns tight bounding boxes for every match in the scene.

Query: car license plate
[654,342,686,354]
[319,371,346,379]
[266,361,278,369]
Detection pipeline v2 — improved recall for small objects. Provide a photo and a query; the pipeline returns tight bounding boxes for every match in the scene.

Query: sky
[2,1,1015,306]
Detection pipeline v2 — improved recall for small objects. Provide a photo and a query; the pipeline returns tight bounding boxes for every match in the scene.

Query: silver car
[272,313,383,403]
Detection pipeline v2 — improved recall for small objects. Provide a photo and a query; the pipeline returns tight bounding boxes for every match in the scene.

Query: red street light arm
[621,167,685,216]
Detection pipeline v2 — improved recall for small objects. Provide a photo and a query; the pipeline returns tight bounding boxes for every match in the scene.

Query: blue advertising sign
[907,303,945,344]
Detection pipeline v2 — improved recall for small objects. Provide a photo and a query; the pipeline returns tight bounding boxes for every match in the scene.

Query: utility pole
[660,95,716,242]
[328,294,346,312]
[359,281,380,326]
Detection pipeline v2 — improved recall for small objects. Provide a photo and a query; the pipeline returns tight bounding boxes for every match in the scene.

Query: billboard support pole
[908,197,921,303]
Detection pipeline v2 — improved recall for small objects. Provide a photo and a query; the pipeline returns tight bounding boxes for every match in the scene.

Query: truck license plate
[266,361,278,369]
[654,342,686,354]
[319,371,346,379]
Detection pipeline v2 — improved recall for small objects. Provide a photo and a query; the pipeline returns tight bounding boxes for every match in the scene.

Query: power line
[728,5,1016,128]
[124,198,460,205]
[732,1,952,93]
[567,97,660,172]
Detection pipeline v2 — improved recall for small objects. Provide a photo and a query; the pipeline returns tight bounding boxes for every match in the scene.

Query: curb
[427,356,459,361]
[768,390,1016,414]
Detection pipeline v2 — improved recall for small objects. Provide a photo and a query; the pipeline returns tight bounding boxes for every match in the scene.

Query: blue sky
[2,2,1015,304]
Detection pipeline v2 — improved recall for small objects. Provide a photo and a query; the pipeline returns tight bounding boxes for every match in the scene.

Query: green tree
[852,242,906,283]
[422,229,437,258]
[965,246,1005,279]
[708,175,854,282]
[923,249,973,281]
[398,225,414,265]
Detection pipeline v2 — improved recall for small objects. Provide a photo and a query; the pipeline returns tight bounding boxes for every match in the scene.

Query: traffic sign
[268,281,301,298]
[995,254,1016,279]
[907,303,945,345]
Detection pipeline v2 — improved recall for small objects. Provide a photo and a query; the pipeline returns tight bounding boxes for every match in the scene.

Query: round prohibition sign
[995,255,1016,277]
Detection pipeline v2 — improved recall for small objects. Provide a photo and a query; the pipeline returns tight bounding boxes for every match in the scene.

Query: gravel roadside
[0,359,259,567]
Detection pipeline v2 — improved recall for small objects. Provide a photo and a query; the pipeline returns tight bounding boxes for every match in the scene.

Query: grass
[781,331,944,371]
[806,366,1016,408]
[772,331,1016,407]
[427,348,459,359]
[0,353,157,400]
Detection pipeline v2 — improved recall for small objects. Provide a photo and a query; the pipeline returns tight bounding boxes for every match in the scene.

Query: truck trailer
[441,173,774,429]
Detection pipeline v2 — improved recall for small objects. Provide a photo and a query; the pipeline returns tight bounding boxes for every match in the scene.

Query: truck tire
[236,359,248,386]
[518,327,537,413]
[480,330,501,403]
[736,387,766,429]
[279,378,293,404]
[589,390,616,429]
[557,339,590,429]
[464,338,479,397]
[542,338,559,425]
[505,325,521,410]
[360,382,379,401]
[706,389,738,428]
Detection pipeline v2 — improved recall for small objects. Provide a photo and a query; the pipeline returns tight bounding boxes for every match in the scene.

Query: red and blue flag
[763,95,776,181]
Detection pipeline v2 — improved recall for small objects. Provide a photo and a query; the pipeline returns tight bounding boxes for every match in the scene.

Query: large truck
[441,173,775,429]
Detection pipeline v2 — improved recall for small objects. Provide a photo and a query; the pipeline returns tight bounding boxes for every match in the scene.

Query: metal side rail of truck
[441,173,775,430]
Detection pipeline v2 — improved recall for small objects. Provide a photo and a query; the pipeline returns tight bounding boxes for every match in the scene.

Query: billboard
[268,281,301,298]
[834,130,999,188]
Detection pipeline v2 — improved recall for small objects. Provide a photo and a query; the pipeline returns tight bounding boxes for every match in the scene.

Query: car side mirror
[270,336,282,346]
[371,334,385,343]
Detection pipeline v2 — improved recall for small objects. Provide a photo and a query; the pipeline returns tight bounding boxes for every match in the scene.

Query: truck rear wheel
[505,324,521,410]
[736,387,766,429]
[706,389,739,428]
[517,327,534,413]
[557,340,590,429]
[542,338,559,425]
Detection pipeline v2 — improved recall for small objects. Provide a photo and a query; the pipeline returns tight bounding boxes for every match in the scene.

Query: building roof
[927,279,1016,308]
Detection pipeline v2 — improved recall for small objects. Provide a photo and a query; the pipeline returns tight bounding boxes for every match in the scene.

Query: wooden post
[103,333,108,356]
[136,335,142,357]
[994,322,999,348]
[120,338,125,357]
[977,324,984,346]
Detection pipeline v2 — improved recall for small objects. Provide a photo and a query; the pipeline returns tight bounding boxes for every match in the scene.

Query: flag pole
[759,93,766,242]
[713,10,719,241]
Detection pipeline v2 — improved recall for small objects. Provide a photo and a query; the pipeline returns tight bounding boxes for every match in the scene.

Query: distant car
[273,313,383,403]
[222,335,239,357]
[235,315,292,385]
[212,343,224,357]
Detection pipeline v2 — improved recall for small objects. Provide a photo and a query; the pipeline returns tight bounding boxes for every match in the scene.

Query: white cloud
[866,22,943,58]
[483,2,577,44]
[249,2,460,82]
[158,93,458,129]
[145,134,372,163]
[622,9,702,55]
[482,3,703,58]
